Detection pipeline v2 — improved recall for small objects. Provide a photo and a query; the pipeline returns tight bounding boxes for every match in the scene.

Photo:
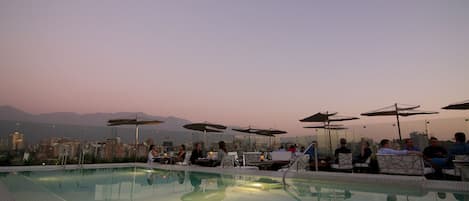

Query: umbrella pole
[204,130,207,151]
[327,121,333,157]
[395,103,402,142]
[135,125,139,162]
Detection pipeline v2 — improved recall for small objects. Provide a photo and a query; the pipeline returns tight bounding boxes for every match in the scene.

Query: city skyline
[1,1,468,137]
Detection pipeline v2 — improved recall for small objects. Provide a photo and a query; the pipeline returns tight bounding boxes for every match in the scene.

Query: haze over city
[1,1,468,140]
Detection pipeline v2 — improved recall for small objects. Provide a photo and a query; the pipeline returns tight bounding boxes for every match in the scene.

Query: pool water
[0,167,467,201]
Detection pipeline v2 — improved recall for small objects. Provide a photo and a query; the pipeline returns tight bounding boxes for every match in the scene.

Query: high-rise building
[9,131,25,151]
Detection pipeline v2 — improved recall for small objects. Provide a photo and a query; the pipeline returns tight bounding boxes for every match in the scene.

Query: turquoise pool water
[0,167,468,201]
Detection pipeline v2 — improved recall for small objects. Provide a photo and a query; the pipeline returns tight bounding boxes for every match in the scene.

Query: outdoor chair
[227,152,240,166]
[240,152,261,170]
[271,151,293,161]
[220,155,235,168]
[353,157,371,172]
[331,153,353,172]
[443,154,469,177]
[377,154,433,176]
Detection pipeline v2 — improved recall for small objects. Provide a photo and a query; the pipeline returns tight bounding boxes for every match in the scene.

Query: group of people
[147,144,187,164]
[146,132,469,173]
[148,140,229,166]
[377,132,469,174]
[329,132,469,173]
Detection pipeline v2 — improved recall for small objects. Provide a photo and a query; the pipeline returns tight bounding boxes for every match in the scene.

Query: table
[248,160,290,170]
[194,158,219,167]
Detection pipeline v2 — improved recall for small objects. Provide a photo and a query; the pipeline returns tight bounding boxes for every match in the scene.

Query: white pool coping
[1,163,468,195]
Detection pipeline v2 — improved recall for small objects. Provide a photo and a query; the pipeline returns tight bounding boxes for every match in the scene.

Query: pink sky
[1,1,468,138]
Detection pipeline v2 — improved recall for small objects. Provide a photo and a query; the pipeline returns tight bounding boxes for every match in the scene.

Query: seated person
[354,141,372,163]
[217,141,227,162]
[335,138,351,159]
[147,145,158,164]
[175,144,186,162]
[403,138,420,151]
[423,137,449,176]
[423,137,448,168]
[448,132,469,165]
[378,139,421,155]
[288,145,297,153]
[278,145,286,152]
[190,143,205,164]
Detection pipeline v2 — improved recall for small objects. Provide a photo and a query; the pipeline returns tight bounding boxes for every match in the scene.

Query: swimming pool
[0,165,468,201]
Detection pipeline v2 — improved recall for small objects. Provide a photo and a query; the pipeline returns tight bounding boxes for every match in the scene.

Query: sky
[1,1,468,138]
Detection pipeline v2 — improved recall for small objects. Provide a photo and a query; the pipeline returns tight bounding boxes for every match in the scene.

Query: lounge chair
[377,154,433,176]
[220,155,235,168]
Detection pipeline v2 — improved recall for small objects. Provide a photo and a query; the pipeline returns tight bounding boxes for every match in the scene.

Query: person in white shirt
[147,145,158,164]
[378,139,421,155]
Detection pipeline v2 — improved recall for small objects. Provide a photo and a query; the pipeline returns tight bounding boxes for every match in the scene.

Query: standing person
[175,144,186,163]
[403,138,420,151]
[190,143,204,164]
[217,141,227,162]
[215,141,228,166]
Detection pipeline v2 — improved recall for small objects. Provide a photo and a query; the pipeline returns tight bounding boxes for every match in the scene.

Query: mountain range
[0,105,215,145]
[0,105,192,131]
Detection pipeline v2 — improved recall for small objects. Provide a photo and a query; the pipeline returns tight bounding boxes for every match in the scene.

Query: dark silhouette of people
[190,143,205,164]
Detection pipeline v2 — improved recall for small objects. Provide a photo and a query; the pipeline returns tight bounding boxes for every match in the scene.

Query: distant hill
[0,105,191,131]
[0,106,241,145]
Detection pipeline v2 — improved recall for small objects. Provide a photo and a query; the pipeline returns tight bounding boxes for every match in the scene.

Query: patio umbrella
[183,123,226,149]
[300,112,358,155]
[442,99,469,110]
[107,117,164,159]
[232,127,287,150]
[303,125,347,130]
[361,103,438,141]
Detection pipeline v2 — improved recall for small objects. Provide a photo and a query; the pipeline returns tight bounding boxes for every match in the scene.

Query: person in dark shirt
[423,137,448,159]
[423,137,448,173]
[175,144,186,163]
[190,143,204,164]
[448,132,469,158]
[334,138,351,162]
[354,141,372,163]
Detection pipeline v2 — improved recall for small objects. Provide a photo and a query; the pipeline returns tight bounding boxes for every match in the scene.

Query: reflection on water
[0,167,468,201]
